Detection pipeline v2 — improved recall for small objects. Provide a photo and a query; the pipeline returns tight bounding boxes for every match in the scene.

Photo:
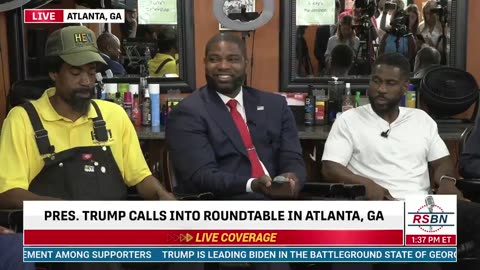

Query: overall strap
[21,102,55,156]
[154,58,174,74]
[90,100,109,142]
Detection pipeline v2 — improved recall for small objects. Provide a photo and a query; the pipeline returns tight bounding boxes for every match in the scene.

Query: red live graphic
[24,9,63,23]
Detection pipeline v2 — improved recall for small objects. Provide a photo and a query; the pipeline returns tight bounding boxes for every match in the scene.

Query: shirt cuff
[246,178,255,193]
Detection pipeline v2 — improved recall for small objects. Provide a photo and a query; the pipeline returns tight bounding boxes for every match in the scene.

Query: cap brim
[60,51,107,66]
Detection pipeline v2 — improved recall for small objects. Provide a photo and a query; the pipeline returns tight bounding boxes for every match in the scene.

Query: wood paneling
[467,0,480,82]
[0,12,10,124]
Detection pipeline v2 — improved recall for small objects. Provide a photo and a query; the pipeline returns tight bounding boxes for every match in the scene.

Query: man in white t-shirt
[322,52,463,201]
[321,53,480,264]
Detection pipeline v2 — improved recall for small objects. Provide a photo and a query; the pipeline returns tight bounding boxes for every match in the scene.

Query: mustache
[72,88,94,98]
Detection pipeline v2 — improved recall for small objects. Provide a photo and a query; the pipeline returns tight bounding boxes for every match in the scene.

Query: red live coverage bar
[405,235,456,246]
[24,9,63,23]
[24,229,403,246]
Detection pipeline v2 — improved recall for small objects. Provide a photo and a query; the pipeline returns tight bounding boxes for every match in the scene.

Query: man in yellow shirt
[0,26,174,210]
[148,28,179,77]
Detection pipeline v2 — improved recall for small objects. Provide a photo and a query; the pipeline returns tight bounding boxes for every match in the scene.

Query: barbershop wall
[0,12,9,124]
[0,0,480,124]
[467,0,480,84]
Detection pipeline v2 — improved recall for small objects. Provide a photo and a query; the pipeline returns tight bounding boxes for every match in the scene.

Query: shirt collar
[367,104,406,125]
[216,87,244,109]
[35,87,98,122]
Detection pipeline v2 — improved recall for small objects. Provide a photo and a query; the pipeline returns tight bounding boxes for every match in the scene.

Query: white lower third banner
[24,247,457,263]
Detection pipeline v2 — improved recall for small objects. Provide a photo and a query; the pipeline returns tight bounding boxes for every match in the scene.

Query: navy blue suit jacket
[165,86,306,199]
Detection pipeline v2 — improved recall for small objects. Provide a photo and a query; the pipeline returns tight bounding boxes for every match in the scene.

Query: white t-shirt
[322,104,449,200]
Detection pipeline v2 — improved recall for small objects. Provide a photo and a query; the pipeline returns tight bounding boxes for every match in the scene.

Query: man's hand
[269,172,300,199]
[0,226,14,234]
[365,180,395,200]
[437,181,466,201]
[137,176,176,200]
[251,175,272,196]
[280,172,300,195]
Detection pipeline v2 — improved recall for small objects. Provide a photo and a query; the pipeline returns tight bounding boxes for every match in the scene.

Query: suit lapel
[203,87,248,158]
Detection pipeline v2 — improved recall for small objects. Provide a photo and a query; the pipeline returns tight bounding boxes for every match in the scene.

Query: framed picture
[219,0,256,31]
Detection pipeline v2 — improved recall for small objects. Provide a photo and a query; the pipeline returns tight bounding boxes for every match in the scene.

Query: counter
[136,122,471,141]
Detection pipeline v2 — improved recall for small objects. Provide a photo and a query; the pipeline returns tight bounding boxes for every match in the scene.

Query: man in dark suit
[166,32,306,201]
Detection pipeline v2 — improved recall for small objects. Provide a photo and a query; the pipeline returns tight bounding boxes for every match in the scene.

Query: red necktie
[226,99,264,178]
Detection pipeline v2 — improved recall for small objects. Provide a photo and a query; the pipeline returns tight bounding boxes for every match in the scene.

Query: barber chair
[161,148,214,200]
[1,80,51,230]
[7,79,52,111]
[419,66,479,121]
[451,125,480,263]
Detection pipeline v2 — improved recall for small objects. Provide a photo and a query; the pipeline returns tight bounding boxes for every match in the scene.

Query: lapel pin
[257,106,264,111]
[84,165,95,173]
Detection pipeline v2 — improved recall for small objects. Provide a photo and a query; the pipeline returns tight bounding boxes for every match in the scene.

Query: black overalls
[23,101,127,200]
[22,101,127,270]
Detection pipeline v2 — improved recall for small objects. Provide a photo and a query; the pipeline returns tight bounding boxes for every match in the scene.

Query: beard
[62,88,94,115]
[368,95,402,116]
[205,74,245,96]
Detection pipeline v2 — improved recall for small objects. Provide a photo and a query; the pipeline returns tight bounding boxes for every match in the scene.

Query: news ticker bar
[24,9,125,23]
[23,229,404,246]
[23,247,457,263]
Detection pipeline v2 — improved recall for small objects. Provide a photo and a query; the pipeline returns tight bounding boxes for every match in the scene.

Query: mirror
[280,0,468,91]
[6,0,196,92]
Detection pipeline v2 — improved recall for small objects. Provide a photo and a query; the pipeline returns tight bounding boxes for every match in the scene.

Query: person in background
[325,15,360,69]
[327,44,354,77]
[413,46,441,78]
[419,0,450,65]
[314,0,341,75]
[379,9,416,65]
[120,8,138,39]
[379,0,406,33]
[97,32,127,76]
[418,0,443,48]
[148,28,178,77]
[406,4,420,36]
[0,26,174,209]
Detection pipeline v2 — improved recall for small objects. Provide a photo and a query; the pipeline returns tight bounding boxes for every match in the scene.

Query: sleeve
[0,108,30,193]
[119,109,151,187]
[321,115,354,166]
[165,105,250,196]
[277,98,306,186]
[426,116,450,162]
[460,115,480,178]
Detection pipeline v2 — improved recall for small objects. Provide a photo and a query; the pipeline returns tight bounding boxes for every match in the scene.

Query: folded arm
[459,125,480,178]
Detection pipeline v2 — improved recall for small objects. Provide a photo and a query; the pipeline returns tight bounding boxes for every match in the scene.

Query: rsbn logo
[408,195,454,233]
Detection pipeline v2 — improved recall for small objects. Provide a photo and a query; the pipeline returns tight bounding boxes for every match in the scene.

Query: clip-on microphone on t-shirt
[380,129,390,138]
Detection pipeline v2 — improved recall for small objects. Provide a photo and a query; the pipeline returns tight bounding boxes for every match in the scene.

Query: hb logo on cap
[73,32,94,46]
